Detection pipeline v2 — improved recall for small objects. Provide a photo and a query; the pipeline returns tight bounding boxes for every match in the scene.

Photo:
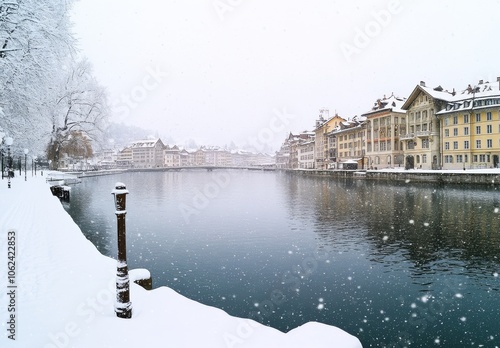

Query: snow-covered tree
[0,0,85,152]
[46,58,109,168]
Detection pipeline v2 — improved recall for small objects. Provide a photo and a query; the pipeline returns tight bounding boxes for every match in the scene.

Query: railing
[400,133,415,140]
[415,131,432,137]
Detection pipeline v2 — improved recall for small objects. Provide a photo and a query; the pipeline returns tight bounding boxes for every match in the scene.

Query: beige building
[164,145,181,167]
[130,138,165,168]
[363,94,406,169]
[401,82,455,169]
[437,79,500,169]
[296,132,315,169]
[116,147,132,168]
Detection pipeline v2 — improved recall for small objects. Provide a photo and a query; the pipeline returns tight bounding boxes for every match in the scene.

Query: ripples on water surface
[64,170,500,347]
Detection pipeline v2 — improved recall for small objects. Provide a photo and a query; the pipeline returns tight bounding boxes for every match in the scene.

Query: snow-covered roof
[362,94,407,116]
[402,82,457,110]
[436,80,500,115]
[130,138,162,148]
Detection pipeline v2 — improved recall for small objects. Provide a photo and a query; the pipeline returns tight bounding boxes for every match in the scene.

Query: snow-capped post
[112,182,133,319]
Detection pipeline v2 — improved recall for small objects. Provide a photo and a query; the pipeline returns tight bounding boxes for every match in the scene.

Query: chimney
[420,81,426,87]
[479,79,484,84]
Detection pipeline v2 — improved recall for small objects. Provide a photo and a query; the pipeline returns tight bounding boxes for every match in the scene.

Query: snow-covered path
[0,175,362,347]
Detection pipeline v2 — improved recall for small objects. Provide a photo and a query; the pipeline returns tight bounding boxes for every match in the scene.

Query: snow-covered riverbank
[0,175,362,347]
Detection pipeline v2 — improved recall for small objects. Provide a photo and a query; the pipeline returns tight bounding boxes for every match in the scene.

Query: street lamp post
[24,149,28,181]
[5,137,13,189]
[34,156,37,176]
[112,183,132,319]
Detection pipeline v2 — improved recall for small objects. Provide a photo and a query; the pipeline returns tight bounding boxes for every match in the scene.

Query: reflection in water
[65,171,500,347]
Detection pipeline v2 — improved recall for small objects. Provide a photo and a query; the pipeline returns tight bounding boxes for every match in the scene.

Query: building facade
[401,82,454,170]
[363,95,406,169]
[314,109,346,169]
[329,117,367,169]
[130,138,165,168]
[437,80,500,169]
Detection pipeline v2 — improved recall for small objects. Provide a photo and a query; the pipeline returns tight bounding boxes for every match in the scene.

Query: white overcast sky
[71,0,500,150]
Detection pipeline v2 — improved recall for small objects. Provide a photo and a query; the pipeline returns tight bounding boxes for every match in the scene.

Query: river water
[63,170,500,347]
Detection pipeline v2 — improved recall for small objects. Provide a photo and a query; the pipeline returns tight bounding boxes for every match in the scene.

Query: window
[487,124,492,133]
[487,139,493,148]
[480,154,486,162]
[457,155,463,163]
[473,155,478,162]
[453,116,458,124]
[445,129,450,137]
[476,140,481,149]
[476,113,481,122]
[464,127,469,135]
[422,154,427,163]
[464,114,469,123]
[422,139,429,149]
[444,117,449,126]
[465,154,468,163]
[444,155,453,163]
[464,140,469,149]
[476,126,481,134]
[453,141,458,150]
[453,128,458,136]
[445,142,450,150]
[487,112,492,120]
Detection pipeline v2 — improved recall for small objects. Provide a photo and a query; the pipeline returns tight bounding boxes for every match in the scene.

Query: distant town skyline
[72,1,500,151]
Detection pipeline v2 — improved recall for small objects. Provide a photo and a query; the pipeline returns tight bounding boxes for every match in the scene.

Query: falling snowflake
[317,303,324,310]
[494,207,499,213]
[409,219,415,224]
[382,235,389,241]
[460,317,466,322]
[455,293,463,299]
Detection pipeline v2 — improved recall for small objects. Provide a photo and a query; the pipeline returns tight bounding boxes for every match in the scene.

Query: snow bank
[0,176,362,348]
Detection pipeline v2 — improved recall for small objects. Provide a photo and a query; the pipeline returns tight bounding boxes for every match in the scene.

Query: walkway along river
[63,169,500,347]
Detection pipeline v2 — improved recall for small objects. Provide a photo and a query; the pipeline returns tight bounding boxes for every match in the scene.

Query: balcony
[415,131,432,137]
[400,133,415,140]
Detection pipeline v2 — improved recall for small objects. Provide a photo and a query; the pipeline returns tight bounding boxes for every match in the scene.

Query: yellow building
[401,82,455,170]
[437,80,500,169]
[329,116,366,169]
[314,109,346,169]
[363,94,406,169]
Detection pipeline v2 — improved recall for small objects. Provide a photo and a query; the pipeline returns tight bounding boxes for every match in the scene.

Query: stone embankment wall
[286,169,500,186]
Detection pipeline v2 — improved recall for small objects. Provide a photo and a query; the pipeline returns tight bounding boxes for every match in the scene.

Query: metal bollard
[112,183,132,319]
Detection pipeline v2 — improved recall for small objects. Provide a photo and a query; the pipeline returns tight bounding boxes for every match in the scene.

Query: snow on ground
[0,174,362,348]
